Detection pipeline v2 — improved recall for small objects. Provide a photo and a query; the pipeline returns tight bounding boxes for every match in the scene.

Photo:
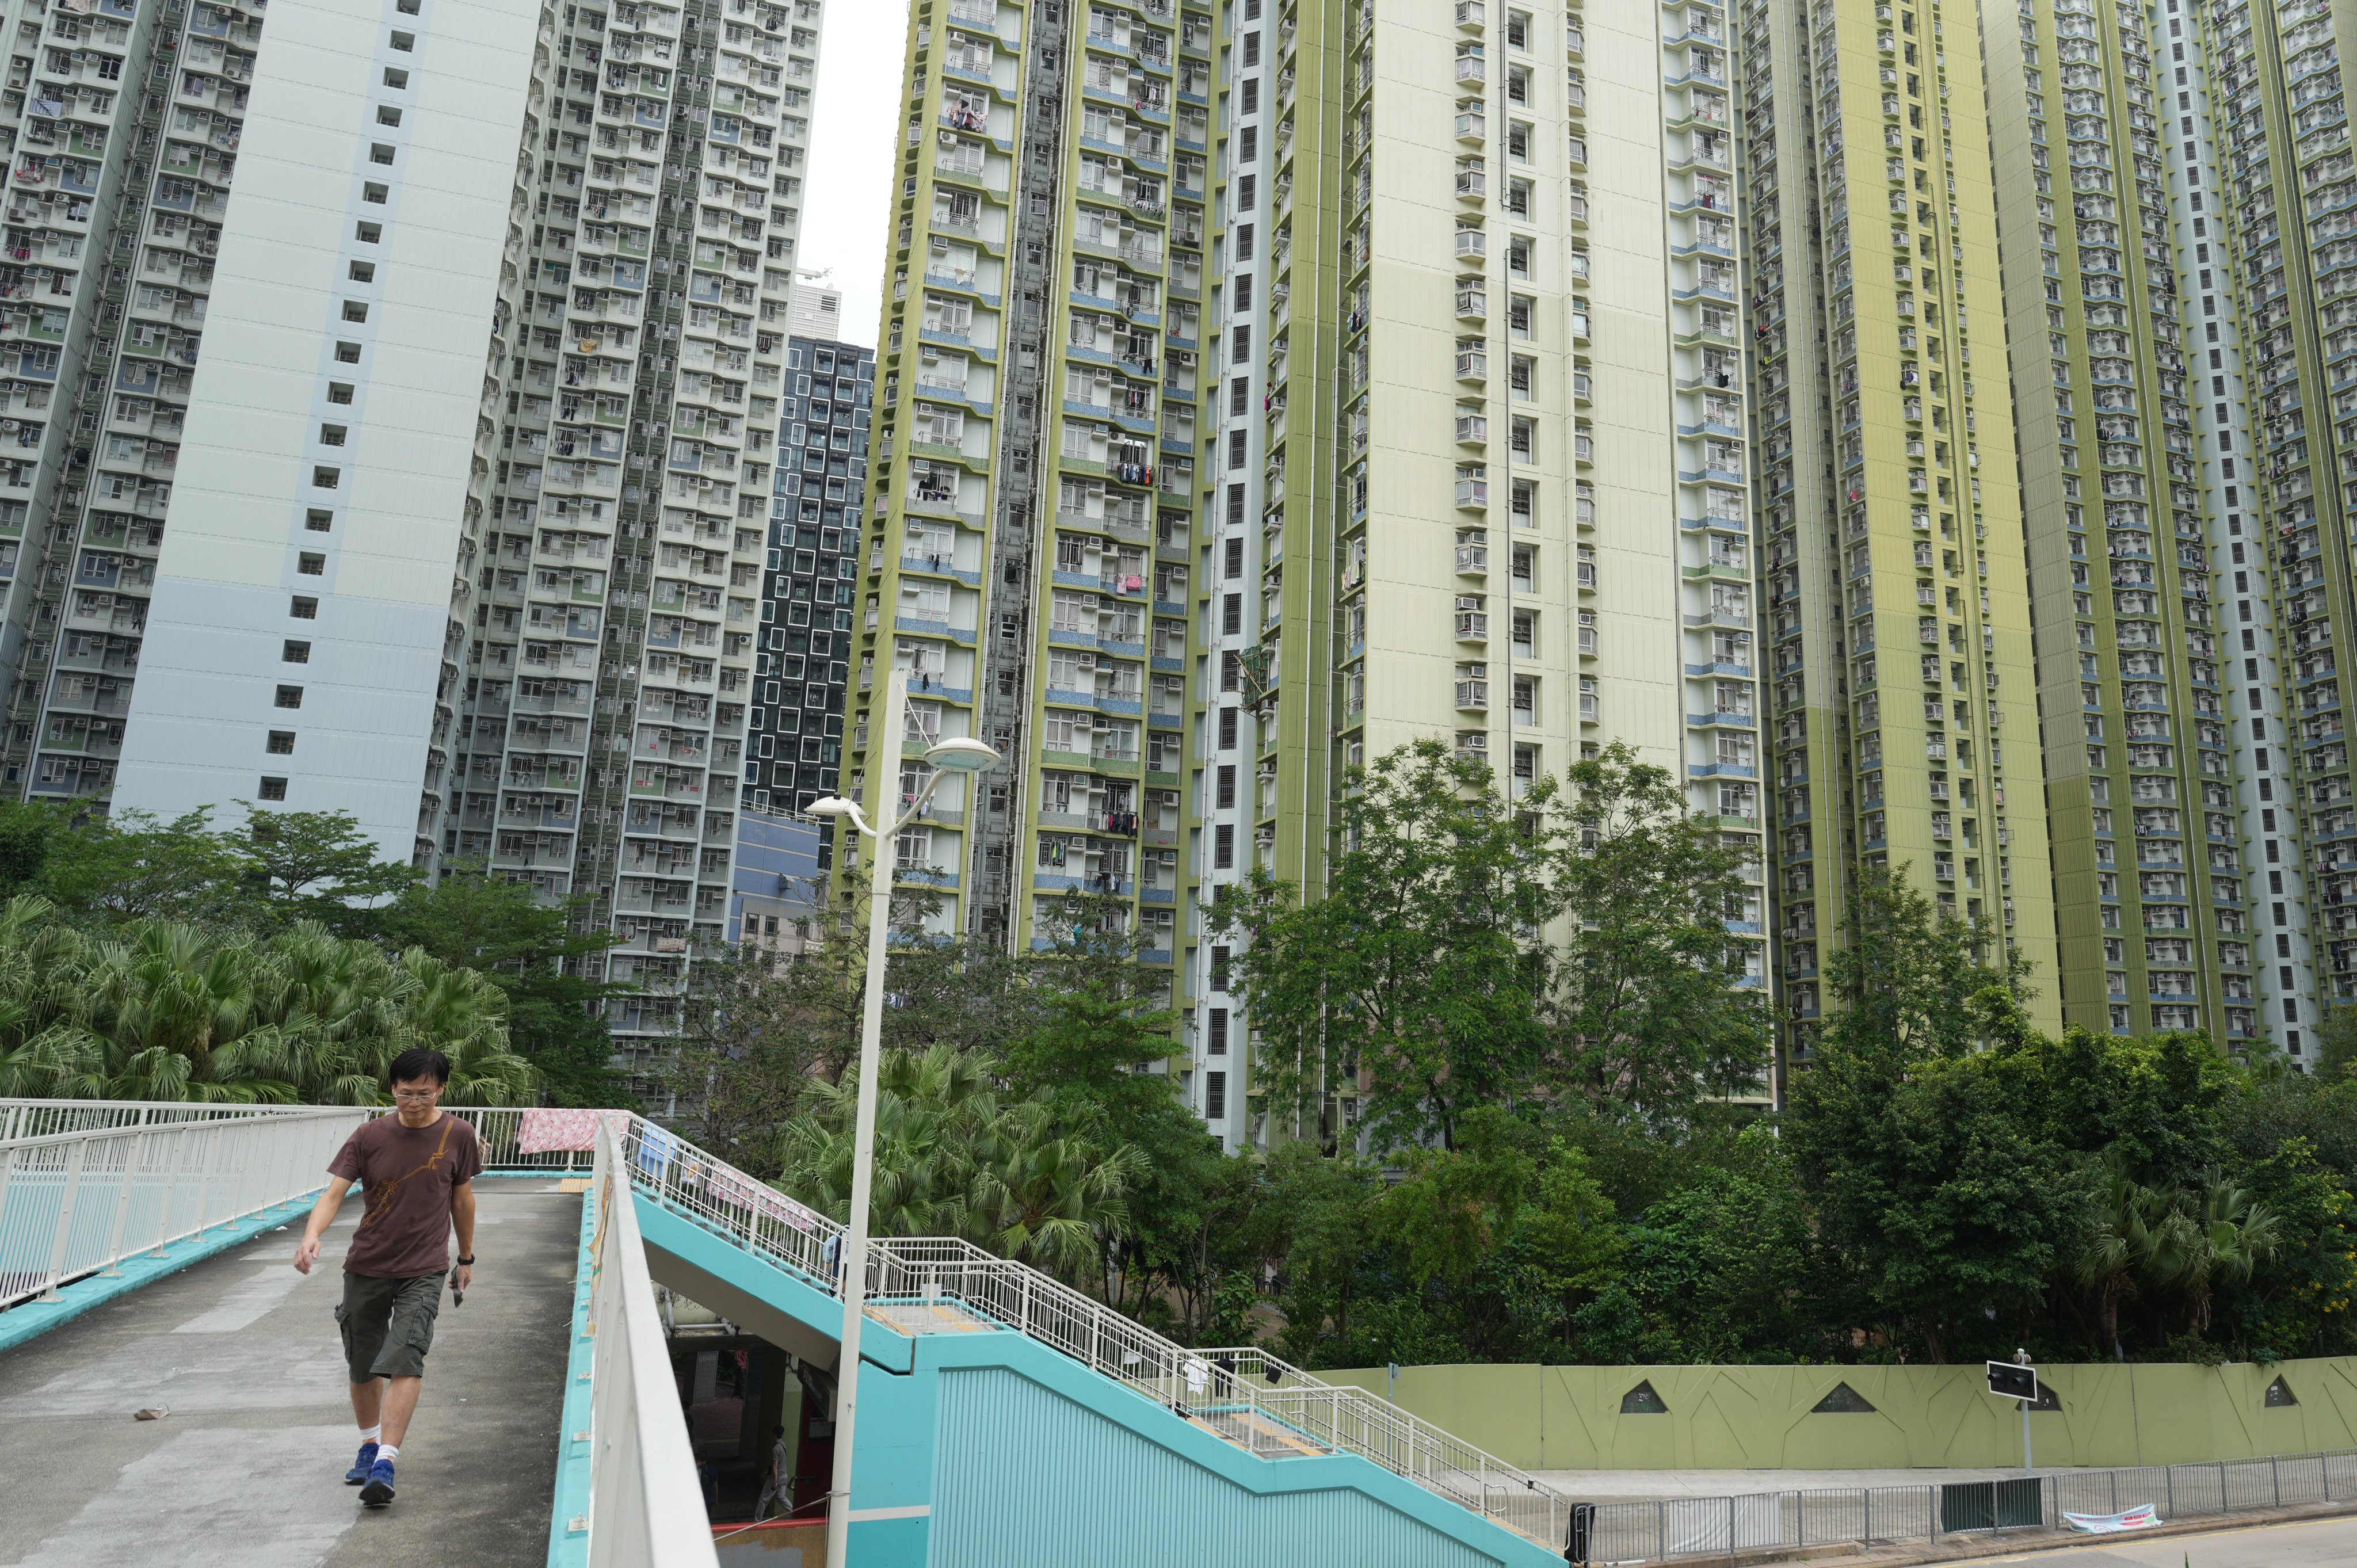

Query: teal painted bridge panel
[630,1193,1561,1568]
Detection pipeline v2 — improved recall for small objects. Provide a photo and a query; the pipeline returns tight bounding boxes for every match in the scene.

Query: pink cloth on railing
[705,1165,827,1234]
[517,1107,635,1154]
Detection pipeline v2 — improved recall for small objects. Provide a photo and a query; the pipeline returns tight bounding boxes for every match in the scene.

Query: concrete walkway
[0,1179,581,1568]
[1534,1465,2111,1502]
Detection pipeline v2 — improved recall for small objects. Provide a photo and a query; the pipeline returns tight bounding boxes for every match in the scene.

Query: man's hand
[451,1262,473,1298]
[292,1175,353,1275]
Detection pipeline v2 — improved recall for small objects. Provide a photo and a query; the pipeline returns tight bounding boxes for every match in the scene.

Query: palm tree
[2075,1154,2174,1360]
[2147,1177,2282,1336]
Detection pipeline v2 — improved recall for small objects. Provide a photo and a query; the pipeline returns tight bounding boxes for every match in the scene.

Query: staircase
[604,1113,1572,1565]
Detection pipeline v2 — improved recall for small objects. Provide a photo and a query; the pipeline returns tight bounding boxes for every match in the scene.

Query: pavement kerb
[1628,1497,2357,1568]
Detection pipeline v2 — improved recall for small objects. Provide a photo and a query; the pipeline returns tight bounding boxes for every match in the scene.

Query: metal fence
[582,1116,719,1568]
[0,1105,365,1311]
[0,1099,318,1142]
[1573,1449,2357,1563]
[611,1117,1576,1552]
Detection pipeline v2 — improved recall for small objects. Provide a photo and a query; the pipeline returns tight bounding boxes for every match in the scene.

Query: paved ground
[1535,1466,2115,1501]
[1936,1510,2357,1565]
[0,1179,581,1568]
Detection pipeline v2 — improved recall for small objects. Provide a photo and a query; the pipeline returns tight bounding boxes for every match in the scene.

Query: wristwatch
[456,1255,475,1265]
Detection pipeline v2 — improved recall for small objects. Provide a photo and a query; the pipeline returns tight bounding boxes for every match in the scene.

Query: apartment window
[291,596,318,619]
[1239,127,1258,163]
[319,425,348,447]
[342,302,369,322]
[1208,1008,1229,1054]
[1237,175,1256,211]
[383,67,409,88]
[283,640,311,663]
[266,731,295,755]
[306,509,334,532]
[1205,1070,1227,1119]
[1214,823,1235,867]
[1228,430,1247,469]
[1226,482,1245,524]
[370,144,395,166]
[1230,378,1249,417]
[335,341,362,363]
[1235,223,1253,260]
[298,553,326,575]
[356,222,382,243]
[1223,592,1242,634]
[1233,274,1253,311]
[1218,707,1238,749]
[1242,80,1258,115]
[363,183,388,204]
[1231,325,1251,364]
[312,467,341,489]
[274,685,304,709]
[376,105,402,126]
[1221,651,1240,690]
[1225,537,1244,578]
[327,383,354,405]
[258,776,288,801]
[390,29,414,49]
[1243,32,1260,66]
[1216,763,1237,807]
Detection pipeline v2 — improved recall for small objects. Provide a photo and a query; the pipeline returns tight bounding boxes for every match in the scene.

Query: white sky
[799,0,909,349]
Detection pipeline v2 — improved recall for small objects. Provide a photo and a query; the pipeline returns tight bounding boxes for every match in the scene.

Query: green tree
[1815,865,2030,1067]
[1545,743,1769,1109]
[242,807,419,934]
[36,807,268,930]
[1209,741,1557,1148]
[383,867,623,1105]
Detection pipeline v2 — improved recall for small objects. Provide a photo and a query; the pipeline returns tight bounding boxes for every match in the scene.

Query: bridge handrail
[601,1112,1569,1549]
[0,1098,322,1142]
[0,1104,365,1313]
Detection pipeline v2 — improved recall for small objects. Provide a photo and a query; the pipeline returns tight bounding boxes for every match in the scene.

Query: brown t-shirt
[329,1112,483,1279]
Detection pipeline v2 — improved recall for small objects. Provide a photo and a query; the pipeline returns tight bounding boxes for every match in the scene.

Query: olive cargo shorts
[336,1271,444,1382]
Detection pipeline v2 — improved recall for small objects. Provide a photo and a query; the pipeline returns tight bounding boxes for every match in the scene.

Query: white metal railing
[0,1099,316,1142]
[583,1116,719,1568]
[604,1116,1572,1551]
[0,1105,365,1311]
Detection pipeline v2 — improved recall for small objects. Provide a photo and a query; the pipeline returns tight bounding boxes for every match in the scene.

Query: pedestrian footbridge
[0,1100,1572,1567]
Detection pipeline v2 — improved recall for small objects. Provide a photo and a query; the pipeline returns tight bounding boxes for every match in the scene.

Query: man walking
[294,1047,482,1508]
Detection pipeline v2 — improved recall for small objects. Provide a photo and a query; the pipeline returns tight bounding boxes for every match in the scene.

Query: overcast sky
[800,1,909,349]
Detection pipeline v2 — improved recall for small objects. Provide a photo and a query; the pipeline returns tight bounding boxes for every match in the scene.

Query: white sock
[358,1425,382,1444]
[376,1444,399,1464]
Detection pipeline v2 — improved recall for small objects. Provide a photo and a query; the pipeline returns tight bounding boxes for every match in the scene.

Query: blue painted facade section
[728,808,823,943]
[631,1193,1559,1568]
[0,1191,321,1355]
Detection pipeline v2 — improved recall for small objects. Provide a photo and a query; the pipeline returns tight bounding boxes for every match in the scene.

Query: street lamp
[806,664,1000,1565]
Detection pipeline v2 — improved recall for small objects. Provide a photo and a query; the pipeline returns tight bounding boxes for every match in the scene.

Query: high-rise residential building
[1740,0,2059,1060]
[852,0,1206,971]
[0,0,829,1066]
[459,0,826,1061]
[1985,0,2279,1049]
[0,0,557,833]
[1192,0,1773,1140]
[853,0,1771,1146]
[748,287,869,817]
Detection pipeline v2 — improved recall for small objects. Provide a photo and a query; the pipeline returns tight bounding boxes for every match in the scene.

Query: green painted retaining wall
[1321,1360,2357,1471]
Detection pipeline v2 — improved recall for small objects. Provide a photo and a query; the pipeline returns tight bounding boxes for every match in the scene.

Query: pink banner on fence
[706,1165,825,1234]
[517,1108,635,1154]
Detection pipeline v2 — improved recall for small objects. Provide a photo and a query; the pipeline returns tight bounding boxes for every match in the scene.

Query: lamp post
[806,663,1000,1566]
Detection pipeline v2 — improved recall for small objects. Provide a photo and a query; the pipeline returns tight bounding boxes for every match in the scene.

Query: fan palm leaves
[0,894,536,1104]
[779,1043,1143,1279]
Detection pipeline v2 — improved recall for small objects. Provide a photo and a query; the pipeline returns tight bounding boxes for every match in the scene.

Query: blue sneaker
[358,1458,395,1508]
[344,1441,379,1485]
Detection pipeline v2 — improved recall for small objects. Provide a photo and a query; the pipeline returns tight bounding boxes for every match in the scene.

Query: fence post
[2166,1464,2175,1519]
[1656,1500,1665,1561]
[2219,1460,2228,1514]
[99,1129,140,1276]
[37,1136,90,1301]
[1863,1487,1871,1546]
[2273,1456,2282,1506]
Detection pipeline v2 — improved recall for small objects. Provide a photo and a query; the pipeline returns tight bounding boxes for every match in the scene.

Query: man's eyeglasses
[391,1088,443,1101]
